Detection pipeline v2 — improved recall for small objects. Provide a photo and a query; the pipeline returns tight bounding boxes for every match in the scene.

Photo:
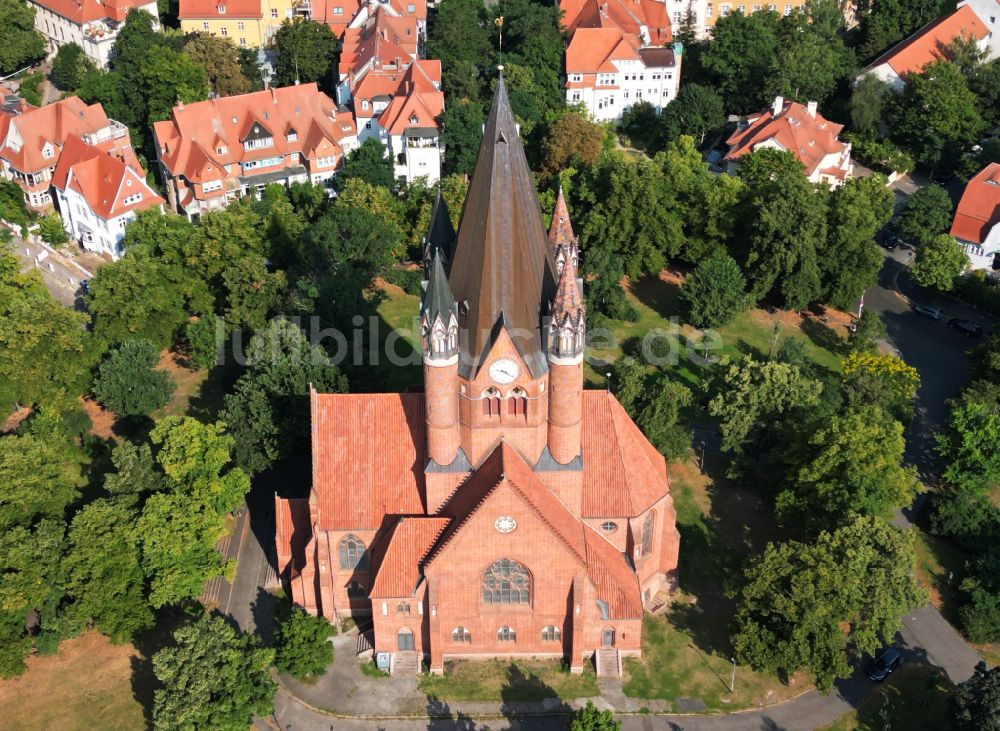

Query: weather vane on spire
[495,16,504,71]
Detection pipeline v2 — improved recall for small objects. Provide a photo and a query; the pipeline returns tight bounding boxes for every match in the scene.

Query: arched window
[346,581,366,598]
[452,626,471,643]
[397,602,410,615]
[481,387,501,417]
[541,625,561,642]
[339,534,368,569]
[482,558,531,605]
[447,324,458,352]
[497,625,516,643]
[507,387,527,417]
[641,512,655,557]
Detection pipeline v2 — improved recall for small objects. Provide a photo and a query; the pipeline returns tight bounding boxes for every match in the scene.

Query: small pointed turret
[549,254,586,360]
[420,250,459,361]
[547,187,579,275]
[422,190,457,275]
[546,254,585,465]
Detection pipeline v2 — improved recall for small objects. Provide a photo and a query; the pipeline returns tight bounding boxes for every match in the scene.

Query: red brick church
[275,75,680,676]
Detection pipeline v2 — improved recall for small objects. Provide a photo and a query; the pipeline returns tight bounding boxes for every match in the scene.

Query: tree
[0,433,78,532]
[302,202,402,280]
[700,10,781,113]
[140,45,209,124]
[63,498,153,642]
[708,356,823,454]
[50,42,95,90]
[636,375,692,460]
[76,68,128,125]
[92,339,175,417]
[103,439,166,495]
[0,178,29,229]
[911,234,967,291]
[540,111,604,176]
[0,0,45,75]
[273,603,334,679]
[859,0,948,61]
[952,661,1000,730]
[338,137,395,190]
[767,2,855,106]
[272,17,336,88]
[619,100,660,153]
[897,184,954,247]
[680,254,751,328]
[568,701,621,731]
[890,61,985,172]
[109,9,162,130]
[490,0,565,118]
[850,309,886,353]
[849,74,890,134]
[425,0,491,103]
[182,33,252,97]
[733,516,925,693]
[841,351,920,421]
[938,380,1000,493]
[660,83,726,147]
[439,99,485,176]
[152,615,276,730]
[776,406,919,533]
[38,212,68,246]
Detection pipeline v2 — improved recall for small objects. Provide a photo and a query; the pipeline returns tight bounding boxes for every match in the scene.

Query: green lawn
[819,664,953,731]
[418,658,599,702]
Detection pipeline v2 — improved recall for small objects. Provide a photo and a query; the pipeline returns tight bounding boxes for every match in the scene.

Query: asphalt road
[9,234,92,308]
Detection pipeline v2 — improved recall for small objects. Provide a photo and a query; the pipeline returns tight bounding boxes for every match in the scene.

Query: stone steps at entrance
[595,648,621,677]
[392,651,421,676]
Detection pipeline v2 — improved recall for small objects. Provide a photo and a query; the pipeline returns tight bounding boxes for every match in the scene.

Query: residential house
[178,0,302,47]
[313,0,425,38]
[337,6,421,104]
[152,84,358,220]
[862,4,991,92]
[28,0,158,67]
[564,28,682,122]
[951,162,1000,271]
[0,96,134,210]
[52,134,163,259]
[560,0,672,45]
[724,96,853,187]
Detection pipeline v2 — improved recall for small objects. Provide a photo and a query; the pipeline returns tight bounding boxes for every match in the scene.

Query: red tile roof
[178,0,261,18]
[32,0,152,24]
[724,98,847,178]
[581,390,668,518]
[339,7,419,78]
[866,5,989,79]
[310,0,364,35]
[52,134,162,219]
[560,0,671,45]
[951,163,1000,244]
[310,389,427,531]
[565,27,641,75]
[370,516,449,597]
[584,525,642,618]
[276,496,312,576]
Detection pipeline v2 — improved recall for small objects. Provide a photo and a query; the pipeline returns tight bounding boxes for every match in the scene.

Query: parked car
[914,304,944,320]
[867,648,903,682]
[950,318,984,337]
[878,228,900,250]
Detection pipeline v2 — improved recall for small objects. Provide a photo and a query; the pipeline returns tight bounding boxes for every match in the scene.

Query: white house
[951,162,1000,271]
[28,0,159,69]
[564,28,682,123]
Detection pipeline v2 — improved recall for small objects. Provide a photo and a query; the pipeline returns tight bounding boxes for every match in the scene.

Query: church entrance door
[602,628,615,647]
[397,629,415,651]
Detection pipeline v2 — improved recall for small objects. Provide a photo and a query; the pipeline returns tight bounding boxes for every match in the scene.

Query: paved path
[9,233,93,308]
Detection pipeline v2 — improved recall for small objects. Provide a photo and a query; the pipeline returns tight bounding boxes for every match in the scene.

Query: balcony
[406,136,438,148]
[83,120,129,146]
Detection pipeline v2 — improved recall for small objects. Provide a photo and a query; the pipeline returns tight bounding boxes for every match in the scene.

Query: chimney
[772,95,783,116]
[178,99,184,110]
[271,88,278,104]
[807,100,817,119]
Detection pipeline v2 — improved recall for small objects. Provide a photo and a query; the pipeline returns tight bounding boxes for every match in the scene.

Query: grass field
[819,664,953,731]
[418,658,599,702]
[0,631,146,731]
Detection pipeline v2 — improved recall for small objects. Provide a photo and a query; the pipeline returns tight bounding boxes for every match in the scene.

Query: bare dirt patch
[83,397,117,440]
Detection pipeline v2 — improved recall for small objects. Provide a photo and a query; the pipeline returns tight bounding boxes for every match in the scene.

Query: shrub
[92,340,175,417]
[38,212,67,246]
[274,602,334,679]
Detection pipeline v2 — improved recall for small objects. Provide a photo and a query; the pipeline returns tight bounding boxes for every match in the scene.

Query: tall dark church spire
[448,74,558,379]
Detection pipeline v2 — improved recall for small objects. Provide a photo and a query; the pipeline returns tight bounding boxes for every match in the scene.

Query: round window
[601,521,617,533]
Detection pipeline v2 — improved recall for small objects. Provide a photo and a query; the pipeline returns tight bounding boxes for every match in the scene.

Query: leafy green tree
[50,42,95,90]
[425,0,491,103]
[700,9,781,113]
[490,0,564,116]
[610,356,647,416]
[971,58,1000,126]
[733,516,925,693]
[182,33,252,97]
[183,316,221,370]
[849,73,890,134]
[911,234,967,291]
[850,309,887,353]
[637,374,692,460]
[274,603,333,679]
[858,0,947,61]
[0,0,45,75]
[272,16,336,88]
[897,184,953,247]
[971,333,1000,382]
[890,61,985,172]
[152,615,277,730]
[938,380,1000,493]
[841,351,920,421]
[951,661,1000,730]
[439,99,485,176]
[63,498,153,642]
[568,701,622,731]
[237,46,265,91]
[338,137,395,190]
[776,405,919,533]
[660,83,726,147]
[708,356,823,454]
[92,339,175,417]
[540,111,604,176]
[221,257,286,331]
[619,100,660,153]
[76,68,128,125]
[302,202,402,280]
[767,1,855,105]
[680,254,751,328]
[0,178,29,229]
[109,9,162,130]
[103,439,166,495]
[0,433,79,532]
[140,45,209,124]
[38,212,68,246]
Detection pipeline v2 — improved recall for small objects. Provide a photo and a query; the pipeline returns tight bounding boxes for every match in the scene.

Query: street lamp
[730,657,736,693]
[606,371,612,393]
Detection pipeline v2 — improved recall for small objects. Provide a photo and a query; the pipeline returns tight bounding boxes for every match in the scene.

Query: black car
[950,318,984,337]
[867,648,903,682]
[878,228,900,250]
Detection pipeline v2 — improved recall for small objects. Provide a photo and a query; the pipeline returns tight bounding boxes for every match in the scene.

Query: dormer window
[409,114,419,124]
[216,145,227,154]
[333,5,342,13]
[42,144,54,159]
[217,3,226,13]
[286,131,297,142]
[361,99,369,110]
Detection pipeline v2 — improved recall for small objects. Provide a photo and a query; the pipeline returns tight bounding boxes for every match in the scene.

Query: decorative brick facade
[276,75,680,675]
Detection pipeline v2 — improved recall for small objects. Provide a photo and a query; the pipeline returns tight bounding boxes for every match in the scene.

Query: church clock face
[495,516,517,533]
[489,358,520,384]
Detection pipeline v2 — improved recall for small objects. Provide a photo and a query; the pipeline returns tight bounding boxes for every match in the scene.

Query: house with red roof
[951,162,1000,271]
[560,0,672,45]
[275,78,680,677]
[862,3,996,92]
[52,134,163,259]
[724,95,853,188]
[29,0,158,67]
[152,84,357,220]
[564,28,682,122]
[0,95,134,210]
